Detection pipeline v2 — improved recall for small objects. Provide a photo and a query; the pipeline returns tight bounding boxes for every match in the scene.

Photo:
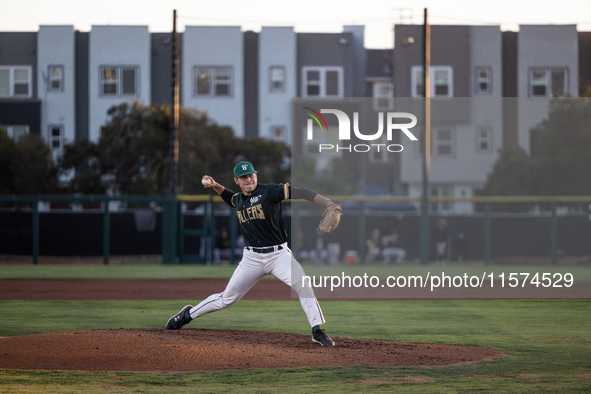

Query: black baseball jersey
[229,183,291,247]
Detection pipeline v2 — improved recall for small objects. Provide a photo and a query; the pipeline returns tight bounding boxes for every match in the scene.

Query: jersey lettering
[237,203,266,224]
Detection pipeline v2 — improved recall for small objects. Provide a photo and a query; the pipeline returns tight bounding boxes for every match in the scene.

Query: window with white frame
[475,66,492,95]
[372,81,394,111]
[194,66,232,97]
[48,125,63,150]
[411,66,453,98]
[529,68,568,97]
[270,125,286,141]
[0,66,32,98]
[430,185,453,213]
[302,66,344,97]
[369,134,392,163]
[476,126,492,153]
[269,66,286,93]
[433,128,454,157]
[48,65,64,91]
[416,127,455,157]
[4,125,29,141]
[100,66,138,96]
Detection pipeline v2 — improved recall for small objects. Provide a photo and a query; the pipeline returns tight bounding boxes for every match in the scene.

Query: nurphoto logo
[303,107,418,153]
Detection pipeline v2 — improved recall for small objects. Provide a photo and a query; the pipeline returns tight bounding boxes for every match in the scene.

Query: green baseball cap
[233,161,258,177]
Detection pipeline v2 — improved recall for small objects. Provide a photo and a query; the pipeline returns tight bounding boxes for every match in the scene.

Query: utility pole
[169,9,180,196]
[420,8,431,265]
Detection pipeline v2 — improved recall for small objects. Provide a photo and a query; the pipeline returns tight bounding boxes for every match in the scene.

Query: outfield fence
[1,195,590,265]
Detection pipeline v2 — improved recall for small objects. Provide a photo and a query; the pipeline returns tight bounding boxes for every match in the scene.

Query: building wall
[75,31,89,141]
[258,27,296,144]
[517,25,579,154]
[182,26,244,137]
[37,25,76,155]
[0,32,39,135]
[470,26,503,97]
[88,26,151,142]
[150,33,173,106]
[297,32,356,97]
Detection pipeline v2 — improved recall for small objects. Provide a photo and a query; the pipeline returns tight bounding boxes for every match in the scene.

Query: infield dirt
[0,278,506,371]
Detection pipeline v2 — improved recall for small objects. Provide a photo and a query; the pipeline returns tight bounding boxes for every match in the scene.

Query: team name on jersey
[237,203,266,223]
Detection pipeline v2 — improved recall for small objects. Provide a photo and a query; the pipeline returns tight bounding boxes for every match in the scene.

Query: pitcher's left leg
[268,249,325,328]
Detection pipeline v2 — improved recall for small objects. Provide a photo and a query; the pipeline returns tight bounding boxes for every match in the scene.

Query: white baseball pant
[188,243,326,328]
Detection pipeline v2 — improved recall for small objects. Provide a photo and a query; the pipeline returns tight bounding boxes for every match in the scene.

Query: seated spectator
[365,228,382,263]
[381,230,406,265]
[214,228,231,264]
[308,229,328,265]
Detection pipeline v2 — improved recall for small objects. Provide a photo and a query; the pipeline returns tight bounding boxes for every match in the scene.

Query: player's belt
[246,245,284,253]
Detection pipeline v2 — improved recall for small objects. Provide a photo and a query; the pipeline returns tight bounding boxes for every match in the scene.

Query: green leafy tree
[59,102,291,195]
[0,127,57,195]
[529,99,591,195]
[292,154,357,196]
[482,98,591,211]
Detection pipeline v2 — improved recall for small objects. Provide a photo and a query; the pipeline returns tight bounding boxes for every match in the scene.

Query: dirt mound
[0,328,504,372]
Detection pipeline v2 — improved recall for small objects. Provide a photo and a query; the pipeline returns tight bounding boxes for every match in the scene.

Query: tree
[59,102,291,195]
[482,98,591,211]
[529,99,591,195]
[291,154,357,196]
[0,127,57,195]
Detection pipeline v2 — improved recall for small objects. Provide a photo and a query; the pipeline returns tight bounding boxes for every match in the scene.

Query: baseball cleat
[312,328,335,346]
[166,305,193,330]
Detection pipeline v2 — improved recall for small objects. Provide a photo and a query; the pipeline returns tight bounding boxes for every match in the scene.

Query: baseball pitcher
[166,161,341,346]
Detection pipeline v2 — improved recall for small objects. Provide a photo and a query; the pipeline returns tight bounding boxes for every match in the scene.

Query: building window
[430,185,453,213]
[0,66,32,98]
[270,125,286,141]
[529,68,567,97]
[48,65,64,91]
[49,125,63,150]
[301,66,344,97]
[100,66,138,96]
[372,81,394,111]
[411,66,453,98]
[475,66,492,94]
[369,135,391,163]
[269,66,286,93]
[5,125,29,141]
[194,66,232,97]
[476,126,492,153]
[434,128,454,157]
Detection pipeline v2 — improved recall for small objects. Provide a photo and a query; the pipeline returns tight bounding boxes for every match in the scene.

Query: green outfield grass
[1,299,590,393]
[1,260,590,281]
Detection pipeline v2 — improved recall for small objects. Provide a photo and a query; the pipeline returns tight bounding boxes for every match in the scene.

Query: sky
[1,0,591,48]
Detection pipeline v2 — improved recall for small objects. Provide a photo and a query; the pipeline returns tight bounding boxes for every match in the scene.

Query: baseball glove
[318,203,342,233]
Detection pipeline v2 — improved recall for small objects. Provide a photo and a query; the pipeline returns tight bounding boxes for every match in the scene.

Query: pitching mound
[0,328,504,372]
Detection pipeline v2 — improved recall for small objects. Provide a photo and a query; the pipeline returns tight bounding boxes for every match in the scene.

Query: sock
[312,325,321,333]
[184,309,193,322]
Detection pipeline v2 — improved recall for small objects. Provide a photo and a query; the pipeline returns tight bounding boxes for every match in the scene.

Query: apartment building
[0,23,590,208]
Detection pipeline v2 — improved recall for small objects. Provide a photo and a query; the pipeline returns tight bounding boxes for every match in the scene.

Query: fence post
[161,196,178,264]
[229,207,237,264]
[358,201,366,264]
[207,198,215,265]
[484,202,491,266]
[102,198,110,265]
[551,202,557,265]
[32,197,39,265]
[291,202,300,259]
